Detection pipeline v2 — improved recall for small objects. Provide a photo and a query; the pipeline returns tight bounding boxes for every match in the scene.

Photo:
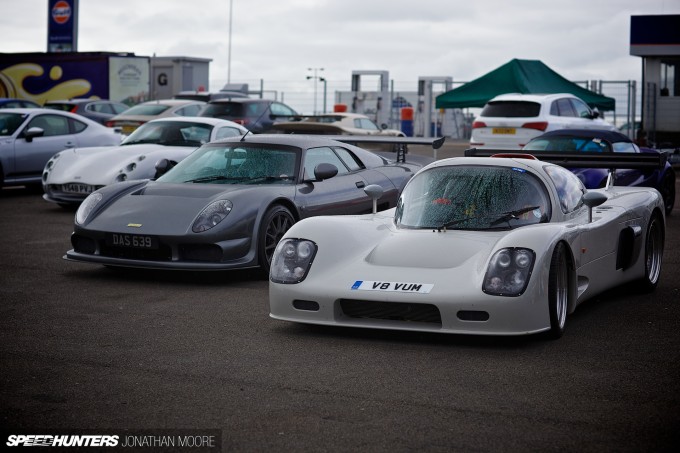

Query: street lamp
[227,0,234,83]
[306,68,324,114]
[319,77,327,114]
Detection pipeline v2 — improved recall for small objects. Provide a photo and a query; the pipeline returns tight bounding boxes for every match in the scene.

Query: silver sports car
[64,135,442,272]
[42,117,248,206]
[269,151,666,339]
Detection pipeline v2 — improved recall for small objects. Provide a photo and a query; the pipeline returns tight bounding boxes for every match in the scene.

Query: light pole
[306,67,324,114]
[227,0,233,84]
[319,77,327,113]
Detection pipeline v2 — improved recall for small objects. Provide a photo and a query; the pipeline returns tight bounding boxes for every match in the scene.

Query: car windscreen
[44,103,75,111]
[120,104,171,116]
[200,102,247,118]
[524,136,611,152]
[157,143,298,185]
[121,121,213,147]
[395,165,551,230]
[480,101,541,118]
[0,112,28,136]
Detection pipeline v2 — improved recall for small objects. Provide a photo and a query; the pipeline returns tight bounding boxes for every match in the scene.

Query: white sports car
[42,117,248,206]
[269,151,667,339]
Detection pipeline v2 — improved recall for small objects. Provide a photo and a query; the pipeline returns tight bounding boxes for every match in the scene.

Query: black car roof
[207,98,271,105]
[537,129,632,144]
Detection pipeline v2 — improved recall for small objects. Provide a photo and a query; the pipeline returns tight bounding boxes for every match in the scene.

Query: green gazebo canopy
[435,59,615,111]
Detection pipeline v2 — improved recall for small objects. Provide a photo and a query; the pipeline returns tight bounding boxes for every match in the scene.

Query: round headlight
[496,250,512,268]
[126,162,137,172]
[283,242,297,258]
[297,241,313,259]
[515,250,532,268]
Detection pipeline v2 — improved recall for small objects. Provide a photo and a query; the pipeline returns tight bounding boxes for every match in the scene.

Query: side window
[570,98,592,119]
[544,164,585,213]
[70,118,87,133]
[112,103,129,114]
[90,103,113,114]
[554,98,577,117]
[612,142,637,153]
[303,147,349,178]
[359,118,379,131]
[176,105,201,116]
[215,126,243,140]
[26,114,70,136]
[333,147,364,171]
[270,103,295,116]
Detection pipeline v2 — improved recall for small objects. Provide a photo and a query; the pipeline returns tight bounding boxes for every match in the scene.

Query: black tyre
[660,172,675,216]
[547,242,570,339]
[258,205,295,272]
[638,213,664,292]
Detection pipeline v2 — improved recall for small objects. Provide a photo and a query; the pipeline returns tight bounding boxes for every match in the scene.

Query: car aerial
[44,98,129,125]
[269,150,666,339]
[199,98,298,133]
[470,93,617,150]
[105,99,206,135]
[64,135,442,272]
[520,129,676,215]
[270,112,406,137]
[0,98,41,108]
[0,108,122,190]
[42,117,248,206]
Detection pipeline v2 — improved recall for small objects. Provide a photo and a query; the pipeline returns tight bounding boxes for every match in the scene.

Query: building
[630,14,680,147]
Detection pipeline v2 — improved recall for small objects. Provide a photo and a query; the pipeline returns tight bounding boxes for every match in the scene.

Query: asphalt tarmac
[0,160,679,452]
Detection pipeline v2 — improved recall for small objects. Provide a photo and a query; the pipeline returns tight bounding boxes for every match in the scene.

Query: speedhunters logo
[3,430,221,451]
[7,435,118,447]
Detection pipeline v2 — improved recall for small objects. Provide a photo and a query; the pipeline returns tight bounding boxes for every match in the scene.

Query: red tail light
[522,122,548,131]
[472,121,487,129]
[70,106,78,113]
[105,121,115,127]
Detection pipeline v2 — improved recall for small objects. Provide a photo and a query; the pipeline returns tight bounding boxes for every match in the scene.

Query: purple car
[523,129,676,215]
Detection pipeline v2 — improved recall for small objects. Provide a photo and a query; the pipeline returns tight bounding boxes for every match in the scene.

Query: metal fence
[211,78,640,139]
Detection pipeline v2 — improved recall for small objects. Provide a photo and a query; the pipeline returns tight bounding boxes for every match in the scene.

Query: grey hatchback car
[44,99,129,124]
[0,108,122,189]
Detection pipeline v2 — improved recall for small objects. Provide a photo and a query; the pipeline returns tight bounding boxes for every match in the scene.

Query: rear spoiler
[464,148,668,170]
[326,136,446,163]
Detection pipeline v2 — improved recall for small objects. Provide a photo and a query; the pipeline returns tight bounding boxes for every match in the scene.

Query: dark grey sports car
[64,134,442,272]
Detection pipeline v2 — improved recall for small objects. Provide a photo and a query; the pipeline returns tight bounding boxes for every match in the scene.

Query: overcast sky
[1,0,679,104]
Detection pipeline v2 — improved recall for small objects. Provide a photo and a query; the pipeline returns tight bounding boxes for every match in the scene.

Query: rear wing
[464,148,668,170]
[326,136,446,163]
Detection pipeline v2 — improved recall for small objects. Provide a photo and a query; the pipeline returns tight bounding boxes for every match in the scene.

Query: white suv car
[470,93,616,149]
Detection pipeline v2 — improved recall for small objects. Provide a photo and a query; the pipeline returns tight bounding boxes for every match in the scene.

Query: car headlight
[270,238,317,284]
[483,247,535,296]
[192,200,233,233]
[75,192,103,225]
[44,151,62,171]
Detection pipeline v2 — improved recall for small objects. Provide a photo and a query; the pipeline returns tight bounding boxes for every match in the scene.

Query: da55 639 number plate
[105,233,159,249]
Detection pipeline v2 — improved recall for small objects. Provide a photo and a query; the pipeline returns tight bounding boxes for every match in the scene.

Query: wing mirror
[313,163,338,181]
[364,184,384,214]
[154,158,176,178]
[582,191,607,223]
[23,127,44,143]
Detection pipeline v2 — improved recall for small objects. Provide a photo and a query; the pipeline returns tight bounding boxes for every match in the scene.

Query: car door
[13,113,77,177]
[296,146,373,216]
[568,98,603,130]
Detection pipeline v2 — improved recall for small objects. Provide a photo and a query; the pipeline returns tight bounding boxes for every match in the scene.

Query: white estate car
[470,93,616,150]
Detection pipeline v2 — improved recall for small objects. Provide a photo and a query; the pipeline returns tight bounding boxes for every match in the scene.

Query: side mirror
[364,184,384,214]
[313,163,338,181]
[154,158,175,178]
[582,191,607,223]
[23,127,44,143]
